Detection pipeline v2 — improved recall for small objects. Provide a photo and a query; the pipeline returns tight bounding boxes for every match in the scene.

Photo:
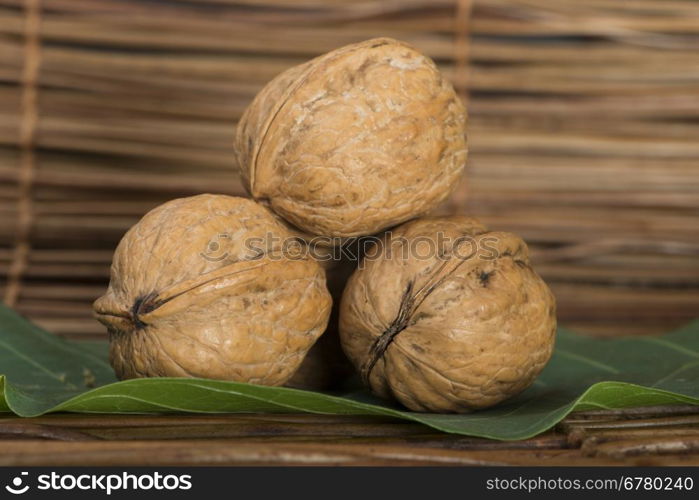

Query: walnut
[234,37,467,238]
[339,216,556,412]
[286,258,356,390]
[93,194,332,385]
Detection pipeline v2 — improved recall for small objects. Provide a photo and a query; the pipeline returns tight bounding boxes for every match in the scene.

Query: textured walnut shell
[339,216,556,413]
[93,194,332,385]
[286,259,356,390]
[235,37,467,238]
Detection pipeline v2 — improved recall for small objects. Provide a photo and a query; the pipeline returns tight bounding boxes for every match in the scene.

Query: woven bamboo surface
[2,406,699,465]
[1,0,698,340]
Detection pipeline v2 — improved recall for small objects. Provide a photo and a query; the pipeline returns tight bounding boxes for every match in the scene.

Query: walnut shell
[235,37,467,238]
[339,216,556,412]
[93,194,332,385]
[286,258,356,390]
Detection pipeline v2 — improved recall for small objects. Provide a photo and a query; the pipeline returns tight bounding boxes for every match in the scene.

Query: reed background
[1,0,697,341]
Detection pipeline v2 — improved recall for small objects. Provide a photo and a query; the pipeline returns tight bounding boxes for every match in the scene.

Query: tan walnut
[94,194,332,385]
[286,258,356,390]
[234,37,467,238]
[339,216,557,412]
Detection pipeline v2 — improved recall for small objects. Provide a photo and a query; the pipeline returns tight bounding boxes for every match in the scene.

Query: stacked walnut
[94,38,556,413]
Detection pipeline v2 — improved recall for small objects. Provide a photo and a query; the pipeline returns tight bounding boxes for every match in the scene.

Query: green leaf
[1,303,698,440]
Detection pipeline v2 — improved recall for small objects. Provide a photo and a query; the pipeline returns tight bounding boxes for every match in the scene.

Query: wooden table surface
[2,406,699,466]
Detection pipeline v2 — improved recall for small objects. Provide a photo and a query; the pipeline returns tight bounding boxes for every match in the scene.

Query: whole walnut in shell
[93,194,332,385]
[339,216,556,412]
[235,37,467,238]
[286,258,356,390]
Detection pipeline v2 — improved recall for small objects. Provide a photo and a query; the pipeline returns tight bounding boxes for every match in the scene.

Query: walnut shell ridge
[339,216,557,413]
[93,194,332,385]
[235,37,467,238]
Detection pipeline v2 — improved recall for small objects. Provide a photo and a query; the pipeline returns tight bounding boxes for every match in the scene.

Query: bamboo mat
[0,0,698,340]
[2,406,699,465]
